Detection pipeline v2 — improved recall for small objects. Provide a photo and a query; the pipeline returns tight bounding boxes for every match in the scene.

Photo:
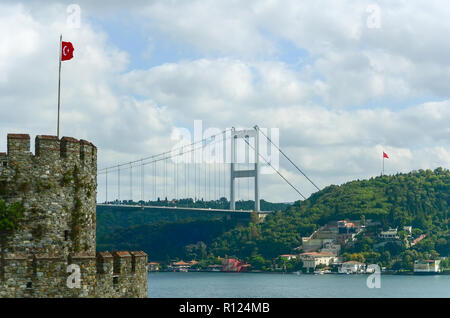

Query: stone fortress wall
[0,134,147,297]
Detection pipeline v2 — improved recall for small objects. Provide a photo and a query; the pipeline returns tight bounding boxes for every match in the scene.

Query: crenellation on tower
[80,139,96,166]
[0,133,147,298]
[96,251,113,274]
[113,251,132,275]
[35,135,60,159]
[60,136,80,161]
[7,134,31,159]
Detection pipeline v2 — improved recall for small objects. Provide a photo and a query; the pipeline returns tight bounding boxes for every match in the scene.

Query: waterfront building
[206,264,222,272]
[339,261,366,274]
[221,258,249,272]
[148,262,160,272]
[299,252,338,272]
[170,261,191,272]
[414,260,441,274]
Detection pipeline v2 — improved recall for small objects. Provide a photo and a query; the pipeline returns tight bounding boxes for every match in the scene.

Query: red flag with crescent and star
[383,151,389,159]
[61,41,74,61]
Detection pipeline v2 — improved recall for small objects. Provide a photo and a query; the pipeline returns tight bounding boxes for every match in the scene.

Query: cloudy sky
[0,0,449,203]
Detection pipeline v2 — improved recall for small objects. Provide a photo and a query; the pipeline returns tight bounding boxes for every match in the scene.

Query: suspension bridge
[97,125,320,217]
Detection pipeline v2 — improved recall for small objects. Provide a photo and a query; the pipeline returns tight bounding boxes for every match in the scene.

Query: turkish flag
[61,41,74,61]
[383,152,389,159]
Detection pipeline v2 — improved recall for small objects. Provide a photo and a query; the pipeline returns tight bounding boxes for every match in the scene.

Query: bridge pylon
[230,126,260,212]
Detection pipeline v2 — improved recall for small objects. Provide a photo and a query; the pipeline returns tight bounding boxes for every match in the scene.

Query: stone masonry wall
[0,134,147,298]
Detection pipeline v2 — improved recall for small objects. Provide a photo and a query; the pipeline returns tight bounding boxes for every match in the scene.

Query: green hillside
[210,168,449,266]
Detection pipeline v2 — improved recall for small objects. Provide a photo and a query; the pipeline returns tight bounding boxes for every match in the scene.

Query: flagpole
[57,34,62,138]
[382,152,384,176]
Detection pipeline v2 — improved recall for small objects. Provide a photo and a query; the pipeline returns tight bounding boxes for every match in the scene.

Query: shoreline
[150,270,450,276]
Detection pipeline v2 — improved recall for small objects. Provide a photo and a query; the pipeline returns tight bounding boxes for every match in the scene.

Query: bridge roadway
[97,203,273,220]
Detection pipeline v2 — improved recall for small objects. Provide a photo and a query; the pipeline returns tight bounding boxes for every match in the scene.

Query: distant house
[339,261,366,274]
[148,262,160,272]
[299,252,338,272]
[206,264,222,272]
[336,221,364,245]
[338,220,356,234]
[379,228,399,240]
[279,254,299,261]
[414,260,441,274]
[171,260,191,272]
[221,258,249,272]
[403,226,412,235]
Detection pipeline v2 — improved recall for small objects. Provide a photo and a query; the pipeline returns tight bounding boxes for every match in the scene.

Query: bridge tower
[230,126,260,212]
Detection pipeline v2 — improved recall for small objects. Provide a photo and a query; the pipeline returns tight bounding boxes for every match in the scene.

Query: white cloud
[134,0,450,106]
[0,1,449,203]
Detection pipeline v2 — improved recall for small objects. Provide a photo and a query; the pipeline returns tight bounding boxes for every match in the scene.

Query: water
[148,272,450,298]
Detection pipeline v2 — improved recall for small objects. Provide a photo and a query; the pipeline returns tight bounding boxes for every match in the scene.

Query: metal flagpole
[118,165,120,203]
[382,152,384,176]
[57,34,62,138]
[105,168,108,203]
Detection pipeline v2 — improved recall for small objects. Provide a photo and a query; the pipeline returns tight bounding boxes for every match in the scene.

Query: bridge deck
[97,203,273,214]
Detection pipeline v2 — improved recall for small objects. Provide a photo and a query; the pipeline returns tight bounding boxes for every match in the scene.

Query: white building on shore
[299,252,338,272]
[339,261,366,274]
[414,260,441,274]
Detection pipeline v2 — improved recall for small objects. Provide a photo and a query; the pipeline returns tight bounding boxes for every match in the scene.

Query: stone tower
[0,134,147,298]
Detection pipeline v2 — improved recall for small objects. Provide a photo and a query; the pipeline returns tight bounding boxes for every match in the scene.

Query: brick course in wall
[0,134,147,298]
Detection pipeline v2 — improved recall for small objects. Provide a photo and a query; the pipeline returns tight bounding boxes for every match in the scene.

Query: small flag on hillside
[57,35,75,138]
[382,151,389,175]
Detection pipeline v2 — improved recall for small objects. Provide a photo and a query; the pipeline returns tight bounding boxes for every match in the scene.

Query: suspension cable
[242,137,307,200]
[100,129,232,203]
[257,127,321,191]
